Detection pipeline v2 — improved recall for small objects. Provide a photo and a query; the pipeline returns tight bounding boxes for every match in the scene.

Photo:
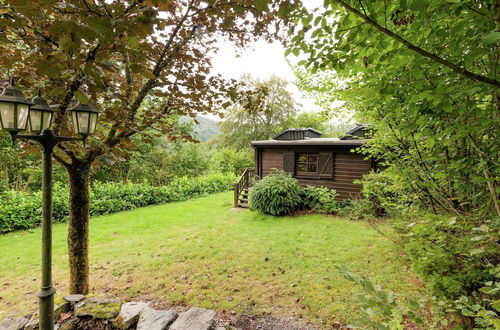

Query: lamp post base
[38,286,56,330]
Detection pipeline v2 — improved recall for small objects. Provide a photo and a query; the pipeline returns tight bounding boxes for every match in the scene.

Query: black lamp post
[0,78,99,330]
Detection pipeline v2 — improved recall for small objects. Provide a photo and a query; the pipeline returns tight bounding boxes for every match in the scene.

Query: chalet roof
[251,138,367,147]
[273,127,322,140]
[339,124,371,140]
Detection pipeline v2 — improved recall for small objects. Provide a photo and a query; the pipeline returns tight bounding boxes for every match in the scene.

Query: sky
[211,39,321,113]
[209,0,326,119]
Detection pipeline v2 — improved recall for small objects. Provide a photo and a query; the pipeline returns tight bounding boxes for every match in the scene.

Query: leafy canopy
[290,0,499,217]
[0,0,298,167]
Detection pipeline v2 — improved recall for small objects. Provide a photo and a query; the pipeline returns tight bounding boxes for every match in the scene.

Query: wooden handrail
[234,168,256,207]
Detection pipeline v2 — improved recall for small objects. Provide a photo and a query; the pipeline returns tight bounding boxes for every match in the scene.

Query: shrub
[210,147,254,175]
[338,266,431,328]
[360,170,419,217]
[394,215,498,300]
[337,199,376,220]
[301,185,338,213]
[250,172,302,216]
[0,173,235,233]
[391,214,500,328]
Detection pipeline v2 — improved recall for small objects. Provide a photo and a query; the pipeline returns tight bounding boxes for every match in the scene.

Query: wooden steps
[234,169,257,208]
[237,188,250,208]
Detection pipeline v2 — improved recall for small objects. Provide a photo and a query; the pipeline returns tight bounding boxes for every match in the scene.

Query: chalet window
[282,151,335,179]
[296,153,318,173]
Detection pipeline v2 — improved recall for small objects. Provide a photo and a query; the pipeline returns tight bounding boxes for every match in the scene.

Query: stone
[136,307,177,330]
[58,316,79,330]
[24,301,71,330]
[54,302,71,319]
[74,296,121,319]
[113,302,149,329]
[0,314,31,330]
[24,315,39,330]
[63,294,85,303]
[169,307,216,330]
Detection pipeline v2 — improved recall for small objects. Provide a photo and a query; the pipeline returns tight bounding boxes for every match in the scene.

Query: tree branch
[126,0,197,122]
[335,0,500,87]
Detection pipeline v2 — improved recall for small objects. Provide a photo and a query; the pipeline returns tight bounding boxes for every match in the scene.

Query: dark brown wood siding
[256,146,373,199]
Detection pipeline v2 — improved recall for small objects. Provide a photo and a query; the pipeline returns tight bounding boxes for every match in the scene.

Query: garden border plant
[0,172,236,233]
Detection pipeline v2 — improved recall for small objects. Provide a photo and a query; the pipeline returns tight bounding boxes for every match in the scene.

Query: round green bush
[250,172,302,216]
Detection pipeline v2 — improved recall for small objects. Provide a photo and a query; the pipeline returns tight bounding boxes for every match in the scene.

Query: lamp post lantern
[28,89,59,134]
[68,101,100,139]
[0,77,31,133]
[0,79,99,330]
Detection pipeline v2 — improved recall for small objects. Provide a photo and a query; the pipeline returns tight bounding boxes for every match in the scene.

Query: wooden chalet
[234,126,377,207]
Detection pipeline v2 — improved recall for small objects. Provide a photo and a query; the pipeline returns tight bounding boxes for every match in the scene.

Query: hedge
[0,173,236,234]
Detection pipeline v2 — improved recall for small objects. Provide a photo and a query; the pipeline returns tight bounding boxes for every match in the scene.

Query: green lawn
[0,191,420,327]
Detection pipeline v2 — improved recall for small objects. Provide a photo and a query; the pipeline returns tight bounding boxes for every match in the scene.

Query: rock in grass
[0,313,31,330]
[136,307,177,330]
[63,294,85,304]
[113,302,149,329]
[169,307,215,330]
[74,296,121,319]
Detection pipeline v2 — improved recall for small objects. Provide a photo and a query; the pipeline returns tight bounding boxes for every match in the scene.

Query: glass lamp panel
[89,113,98,134]
[0,102,15,129]
[42,111,52,130]
[17,104,29,130]
[77,111,90,134]
[71,111,79,133]
[29,109,43,132]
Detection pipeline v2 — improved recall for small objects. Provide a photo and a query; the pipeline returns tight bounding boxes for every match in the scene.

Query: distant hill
[181,115,220,142]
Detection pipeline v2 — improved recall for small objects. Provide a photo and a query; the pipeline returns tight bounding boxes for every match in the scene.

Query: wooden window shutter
[283,152,295,174]
[318,152,334,178]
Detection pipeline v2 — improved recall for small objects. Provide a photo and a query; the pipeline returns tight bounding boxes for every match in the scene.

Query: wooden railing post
[233,182,239,207]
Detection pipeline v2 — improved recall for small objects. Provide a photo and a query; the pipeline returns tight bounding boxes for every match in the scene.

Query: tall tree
[0,0,297,293]
[216,74,299,147]
[290,0,499,217]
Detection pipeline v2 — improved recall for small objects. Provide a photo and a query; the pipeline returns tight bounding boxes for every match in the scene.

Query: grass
[0,191,420,327]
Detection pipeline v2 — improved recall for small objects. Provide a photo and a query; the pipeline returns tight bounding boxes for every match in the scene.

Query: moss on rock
[74,297,121,320]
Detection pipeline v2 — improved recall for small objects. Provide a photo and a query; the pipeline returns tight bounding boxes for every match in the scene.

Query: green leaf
[255,0,268,11]
[50,87,66,97]
[409,0,425,11]
[482,31,500,44]
[492,300,500,312]
[128,36,139,49]
[461,308,475,317]
[380,84,395,94]
[75,90,89,104]
[277,3,292,18]
[469,248,484,255]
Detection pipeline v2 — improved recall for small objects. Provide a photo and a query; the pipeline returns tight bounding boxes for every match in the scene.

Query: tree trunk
[67,159,91,294]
